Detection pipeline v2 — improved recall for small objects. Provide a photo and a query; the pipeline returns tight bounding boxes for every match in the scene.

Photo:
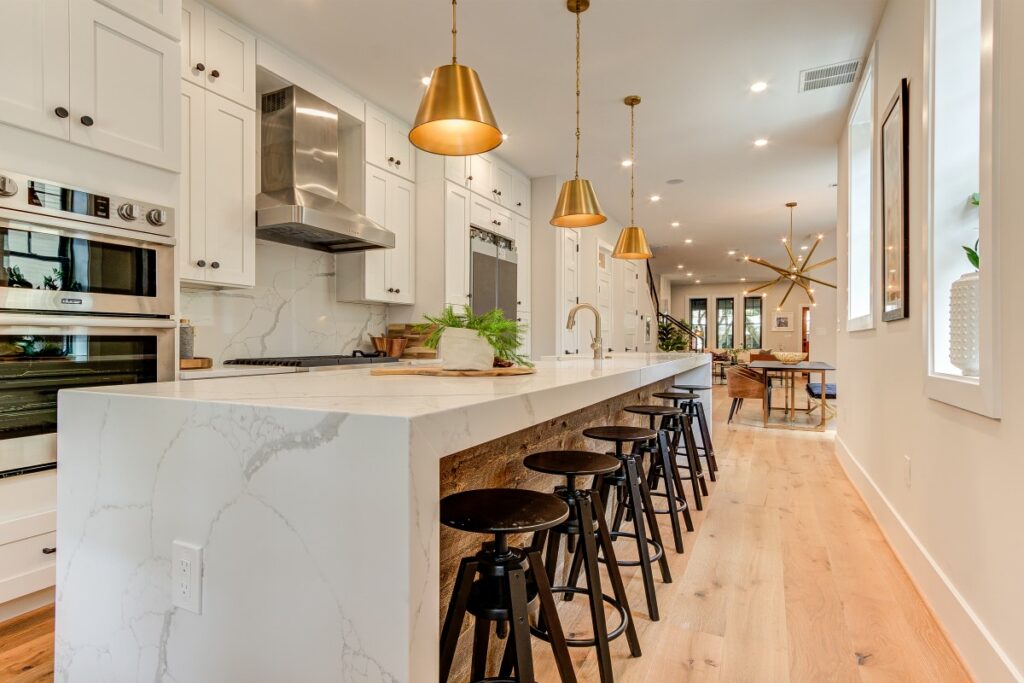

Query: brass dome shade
[551,178,606,227]
[612,225,653,260]
[410,63,502,156]
[550,0,606,227]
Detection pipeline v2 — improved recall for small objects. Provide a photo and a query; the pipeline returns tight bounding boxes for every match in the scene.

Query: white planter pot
[948,271,980,378]
[438,327,494,371]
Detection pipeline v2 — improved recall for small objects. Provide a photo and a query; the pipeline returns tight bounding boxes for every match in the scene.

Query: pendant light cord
[629,102,636,226]
[451,0,458,64]
[574,10,581,179]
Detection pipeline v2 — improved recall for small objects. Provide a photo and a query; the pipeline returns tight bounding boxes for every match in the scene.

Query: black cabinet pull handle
[516,202,522,206]
[42,547,56,555]
[54,107,69,119]
[195,62,205,72]
[211,69,220,78]
[80,115,94,127]
[211,261,220,269]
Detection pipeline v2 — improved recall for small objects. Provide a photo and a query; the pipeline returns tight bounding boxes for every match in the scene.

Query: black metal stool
[440,488,577,683]
[652,392,708,507]
[623,406,694,554]
[581,426,671,621]
[671,385,719,477]
[524,451,642,683]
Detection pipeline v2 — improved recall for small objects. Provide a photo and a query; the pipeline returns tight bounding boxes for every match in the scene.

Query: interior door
[623,261,639,351]
[387,175,414,303]
[69,0,179,170]
[203,91,254,286]
[561,229,580,355]
[203,8,255,108]
[179,82,206,282]
[0,0,70,140]
[363,165,389,301]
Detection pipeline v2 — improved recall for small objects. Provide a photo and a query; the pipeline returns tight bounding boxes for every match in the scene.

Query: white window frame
[923,0,1000,418]
[846,48,875,332]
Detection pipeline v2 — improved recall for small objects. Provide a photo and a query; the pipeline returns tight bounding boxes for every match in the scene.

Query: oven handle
[0,314,176,329]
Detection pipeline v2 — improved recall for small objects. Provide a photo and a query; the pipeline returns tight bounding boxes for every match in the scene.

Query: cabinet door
[492,163,512,207]
[386,118,415,182]
[364,104,389,171]
[514,215,531,313]
[203,92,254,287]
[444,182,472,308]
[623,261,639,351]
[445,156,470,187]
[469,154,492,197]
[96,0,181,39]
[362,165,390,301]
[69,0,179,170]
[180,0,205,85]
[387,175,415,304]
[203,9,256,109]
[0,0,70,141]
[511,175,531,216]
[470,196,492,232]
[179,82,207,282]
[492,207,512,239]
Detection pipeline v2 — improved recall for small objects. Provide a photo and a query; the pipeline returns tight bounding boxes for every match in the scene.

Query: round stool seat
[441,489,568,534]
[624,404,682,417]
[524,450,621,477]
[672,384,711,392]
[583,425,657,443]
[653,391,698,401]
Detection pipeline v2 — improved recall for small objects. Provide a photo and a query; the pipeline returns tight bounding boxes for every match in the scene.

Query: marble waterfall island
[56,353,710,682]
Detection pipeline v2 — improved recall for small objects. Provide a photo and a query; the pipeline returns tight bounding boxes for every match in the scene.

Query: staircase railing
[645,262,704,351]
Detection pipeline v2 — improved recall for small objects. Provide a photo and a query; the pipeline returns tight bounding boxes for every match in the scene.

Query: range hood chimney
[256,86,394,252]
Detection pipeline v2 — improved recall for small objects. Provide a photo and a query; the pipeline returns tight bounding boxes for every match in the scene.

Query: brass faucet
[566,303,603,360]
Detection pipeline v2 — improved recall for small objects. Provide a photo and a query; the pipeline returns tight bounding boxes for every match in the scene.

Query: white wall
[835,0,1024,680]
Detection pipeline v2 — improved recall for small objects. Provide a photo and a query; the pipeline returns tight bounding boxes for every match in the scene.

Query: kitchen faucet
[566,303,604,360]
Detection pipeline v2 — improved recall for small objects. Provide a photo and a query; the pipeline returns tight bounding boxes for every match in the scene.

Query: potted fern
[417,306,532,370]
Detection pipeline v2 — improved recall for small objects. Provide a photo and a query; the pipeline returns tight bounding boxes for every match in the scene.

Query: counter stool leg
[624,455,662,621]
[681,416,709,499]
[563,539,585,602]
[471,618,490,681]
[634,456,672,584]
[440,557,479,681]
[592,495,642,657]
[578,496,614,682]
[507,568,537,682]
[695,401,718,479]
[657,430,686,553]
[667,425,695,532]
[527,551,578,682]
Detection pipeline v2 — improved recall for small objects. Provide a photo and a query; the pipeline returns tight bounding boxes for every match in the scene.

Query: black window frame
[744,296,763,349]
[716,297,735,349]
[689,298,708,351]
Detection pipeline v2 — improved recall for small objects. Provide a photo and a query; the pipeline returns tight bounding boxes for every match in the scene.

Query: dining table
[749,360,836,431]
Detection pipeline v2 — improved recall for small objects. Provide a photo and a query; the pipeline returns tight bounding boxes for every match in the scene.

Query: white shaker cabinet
[515,214,532,314]
[179,82,255,287]
[444,155,471,188]
[97,0,181,38]
[180,0,256,109]
[491,162,512,208]
[468,154,493,198]
[511,174,531,216]
[365,104,415,183]
[444,181,472,308]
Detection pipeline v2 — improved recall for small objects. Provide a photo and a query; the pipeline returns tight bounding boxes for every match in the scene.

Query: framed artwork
[881,78,910,321]
[771,311,795,332]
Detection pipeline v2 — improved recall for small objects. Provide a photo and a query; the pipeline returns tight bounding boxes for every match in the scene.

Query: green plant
[658,321,690,352]
[416,305,532,367]
[963,239,979,270]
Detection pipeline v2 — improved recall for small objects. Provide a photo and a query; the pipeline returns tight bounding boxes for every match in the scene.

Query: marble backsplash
[180,241,389,365]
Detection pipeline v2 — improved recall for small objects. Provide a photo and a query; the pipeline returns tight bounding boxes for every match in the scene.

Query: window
[847,52,874,331]
[716,298,734,349]
[925,0,999,417]
[744,296,762,349]
[689,298,707,351]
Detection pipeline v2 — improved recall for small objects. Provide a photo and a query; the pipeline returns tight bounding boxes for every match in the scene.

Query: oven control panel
[0,170,174,238]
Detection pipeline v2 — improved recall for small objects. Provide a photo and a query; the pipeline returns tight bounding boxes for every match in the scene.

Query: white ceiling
[208,0,884,283]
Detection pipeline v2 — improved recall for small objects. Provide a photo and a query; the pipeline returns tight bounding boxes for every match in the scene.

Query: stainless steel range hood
[256,86,394,252]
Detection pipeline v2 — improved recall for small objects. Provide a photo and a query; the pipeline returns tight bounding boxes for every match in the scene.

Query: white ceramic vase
[438,327,495,371]
[948,271,980,378]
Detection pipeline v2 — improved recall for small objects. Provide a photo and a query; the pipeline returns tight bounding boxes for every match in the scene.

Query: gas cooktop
[225,352,399,368]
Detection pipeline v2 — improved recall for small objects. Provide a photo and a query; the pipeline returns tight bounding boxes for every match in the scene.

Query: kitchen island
[55,353,710,682]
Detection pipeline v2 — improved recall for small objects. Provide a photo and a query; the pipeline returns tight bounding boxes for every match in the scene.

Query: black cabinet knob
[42,547,56,555]
[211,261,220,269]
[211,69,220,78]
[395,288,400,294]
[516,202,522,207]
[467,175,473,181]
[395,159,401,166]
[196,259,206,267]
[517,300,522,305]
[195,62,205,72]
[54,106,69,119]
[80,115,94,127]
[388,156,395,163]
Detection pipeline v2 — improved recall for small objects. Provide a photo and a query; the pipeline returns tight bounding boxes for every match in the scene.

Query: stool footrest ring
[529,586,629,647]
[597,531,665,566]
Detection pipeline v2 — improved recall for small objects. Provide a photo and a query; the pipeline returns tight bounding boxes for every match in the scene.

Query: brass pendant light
[550,0,606,228]
[613,96,653,259]
[410,0,502,156]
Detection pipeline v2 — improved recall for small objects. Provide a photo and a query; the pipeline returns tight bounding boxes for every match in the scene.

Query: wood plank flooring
[0,388,973,682]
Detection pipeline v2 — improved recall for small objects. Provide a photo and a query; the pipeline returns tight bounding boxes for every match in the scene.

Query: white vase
[438,327,494,371]
[948,271,980,378]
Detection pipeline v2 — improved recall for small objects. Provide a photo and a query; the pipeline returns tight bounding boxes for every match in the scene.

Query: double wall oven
[0,169,176,477]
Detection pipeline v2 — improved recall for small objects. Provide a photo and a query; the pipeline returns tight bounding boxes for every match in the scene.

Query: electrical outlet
[904,455,912,488]
[172,541,203,614]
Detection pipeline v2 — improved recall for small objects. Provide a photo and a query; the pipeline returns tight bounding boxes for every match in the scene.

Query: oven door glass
[0,333,158,442]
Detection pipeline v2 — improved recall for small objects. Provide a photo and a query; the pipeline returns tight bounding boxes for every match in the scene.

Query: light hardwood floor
[0,388,972,682]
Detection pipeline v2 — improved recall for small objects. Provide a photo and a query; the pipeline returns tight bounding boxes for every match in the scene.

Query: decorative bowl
[772,351,807,364]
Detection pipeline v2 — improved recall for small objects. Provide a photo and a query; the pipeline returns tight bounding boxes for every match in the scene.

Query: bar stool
[652,392,708,507]
[524,451,642,683]
[623,405,694,555]
[671,384,719,477]
[581,426,671,621]
[440,488,577,683]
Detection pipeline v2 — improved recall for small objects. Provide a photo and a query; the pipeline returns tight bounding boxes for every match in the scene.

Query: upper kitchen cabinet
[511,175,531,216]
[180,0,256,109]
[0,0,179,171]
[444,155,471,188]
[467,154,492,198]
[365,103,415,183]
[491,163,512,208]
[180,81,255,288]
[98,0,181,38]
[442,152,530,218]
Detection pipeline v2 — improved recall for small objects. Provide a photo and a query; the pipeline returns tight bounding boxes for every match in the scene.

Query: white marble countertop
[179,364,301,380]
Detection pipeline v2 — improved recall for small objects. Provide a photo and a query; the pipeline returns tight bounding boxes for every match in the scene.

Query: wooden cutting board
[370,366,535,377]
[179,357,213,370]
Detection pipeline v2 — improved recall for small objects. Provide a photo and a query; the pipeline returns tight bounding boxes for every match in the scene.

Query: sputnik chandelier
[744,202,836,308]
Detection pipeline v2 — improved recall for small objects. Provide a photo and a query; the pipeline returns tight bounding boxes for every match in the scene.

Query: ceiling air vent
[798,59,860,92]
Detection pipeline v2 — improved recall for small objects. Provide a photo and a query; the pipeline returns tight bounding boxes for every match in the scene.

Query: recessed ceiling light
[695,279,701,284]
[621,160,633,167]
[761,293,767,298]
[650,195,661,202]
[728,250,736,255]
[750,81,768,93]
[676,264,684,269]
[801,245,809,250]
[420,76,432,86]
[684,238,693,244]
[666,178,685,185]
[687,272,693,277]
[754,138,769,147]
[671,221,680,227]
[740,277,746,282]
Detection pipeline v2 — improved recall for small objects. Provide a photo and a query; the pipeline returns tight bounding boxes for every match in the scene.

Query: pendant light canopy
[551,0,606,228]
[613,96,653,259]
[410,0,502,156]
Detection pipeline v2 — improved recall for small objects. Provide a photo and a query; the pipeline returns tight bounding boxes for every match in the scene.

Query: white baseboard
[0,586,54,623]
[834,436,1023,683]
